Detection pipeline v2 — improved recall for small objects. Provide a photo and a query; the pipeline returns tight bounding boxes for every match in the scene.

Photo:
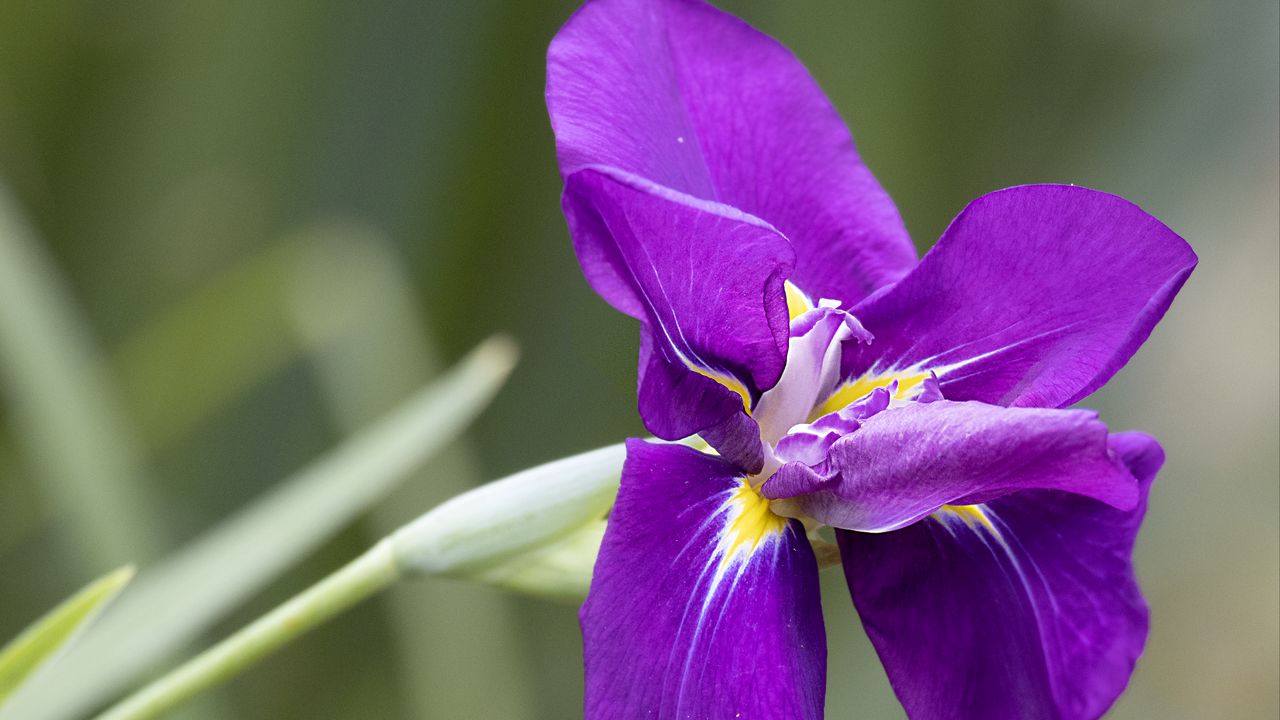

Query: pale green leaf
[0,337,516,720]
[0,183,158,570]
[285,223,538,717]
[0,566,135,706]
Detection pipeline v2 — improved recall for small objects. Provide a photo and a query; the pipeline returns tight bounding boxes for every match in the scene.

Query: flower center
[810,371,930,421]
[715,479,789,570]
[704,282,961,565]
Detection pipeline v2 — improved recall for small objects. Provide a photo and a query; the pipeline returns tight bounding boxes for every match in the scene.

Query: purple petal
[763,400,1139,532]
[582,439,825,719]
[547,0,916,305]
[565,167,793,451]
[842,185,1197,408]
[838,432,1162,719]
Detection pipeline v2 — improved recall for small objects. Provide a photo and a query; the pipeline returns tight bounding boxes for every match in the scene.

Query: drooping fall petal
[837,432,1162,720]
[581,439,826,720]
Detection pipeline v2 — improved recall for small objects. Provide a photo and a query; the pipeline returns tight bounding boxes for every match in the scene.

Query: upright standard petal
[548,0,916,305]
[582,439,825,720]
[564,168,793,451]
[763,400,1139,532]
[838,432,1162,720]
[841,185,1197,409]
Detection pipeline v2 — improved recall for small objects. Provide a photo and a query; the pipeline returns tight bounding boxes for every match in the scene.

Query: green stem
[93,540,400,720]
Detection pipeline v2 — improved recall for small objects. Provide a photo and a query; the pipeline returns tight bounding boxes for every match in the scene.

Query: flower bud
[390,444,624,582]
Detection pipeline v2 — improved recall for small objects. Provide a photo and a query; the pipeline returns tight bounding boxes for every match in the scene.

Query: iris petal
[762,399,1139,532]
[564,167,794,457]
[581,439,826,720]
[837,432,1161,720]
[548,0,916,307]
[842,184,1196,409]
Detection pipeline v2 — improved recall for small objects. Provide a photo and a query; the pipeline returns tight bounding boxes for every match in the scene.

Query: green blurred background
[0,0,1276,717]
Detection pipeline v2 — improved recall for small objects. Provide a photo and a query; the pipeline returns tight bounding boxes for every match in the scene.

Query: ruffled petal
[841,185,1196,408]
[582,439,825,719]
[565,167,793,454]
[763,400,1139,532]
[548,0,916,305]
[836,432,1162,720]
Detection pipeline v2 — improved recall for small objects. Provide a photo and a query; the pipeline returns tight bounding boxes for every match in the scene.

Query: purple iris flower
[545,1,1196,718]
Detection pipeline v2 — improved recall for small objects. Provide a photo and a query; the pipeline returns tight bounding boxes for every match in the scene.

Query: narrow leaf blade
[0,565,135,705]
[1,337,515,720]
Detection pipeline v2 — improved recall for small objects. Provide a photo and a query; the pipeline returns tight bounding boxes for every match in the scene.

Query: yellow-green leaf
[0,566,135,705]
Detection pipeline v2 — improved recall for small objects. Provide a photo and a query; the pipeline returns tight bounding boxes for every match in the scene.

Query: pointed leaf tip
[474,333,520,373]
[0,565,136,706]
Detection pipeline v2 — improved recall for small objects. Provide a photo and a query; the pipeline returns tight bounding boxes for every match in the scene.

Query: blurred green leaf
[0,183,158,568]
[112,239,310,449]
[0,337,517,720]
[0,566,134,706]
